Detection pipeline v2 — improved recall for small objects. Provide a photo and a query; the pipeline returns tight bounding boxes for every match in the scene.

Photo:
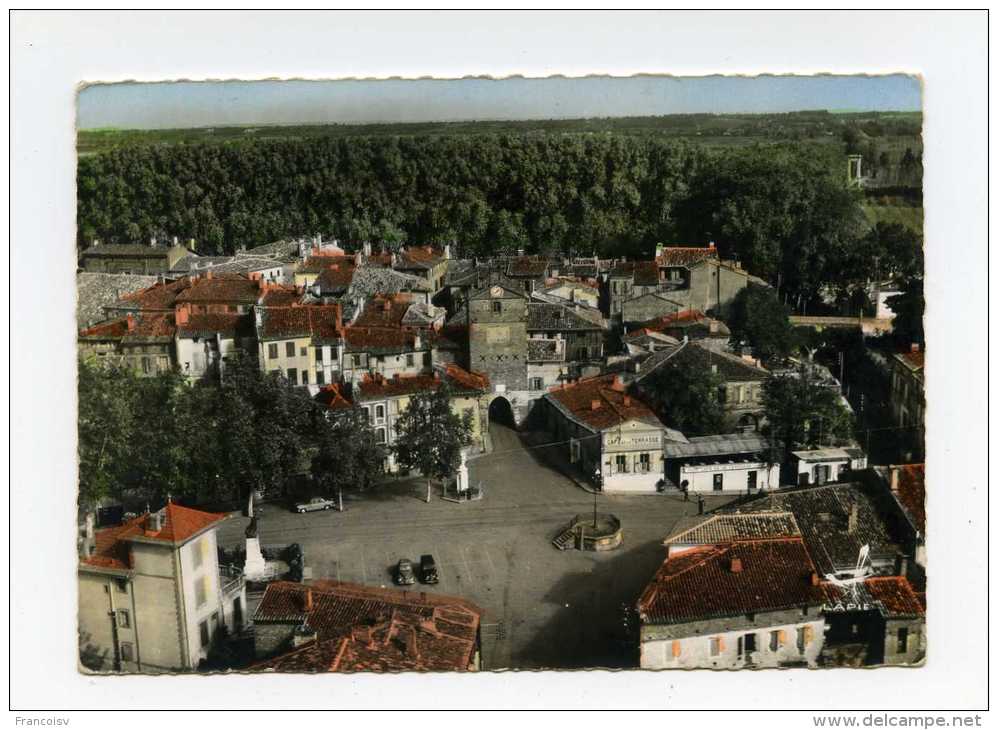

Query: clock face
[490,286,503,298]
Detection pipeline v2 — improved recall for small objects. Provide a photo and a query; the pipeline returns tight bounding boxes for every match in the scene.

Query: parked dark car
[394,558,416,586]
[419,554,439,584]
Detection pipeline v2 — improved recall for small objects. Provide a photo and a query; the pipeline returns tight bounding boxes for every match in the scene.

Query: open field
[862,203,924,234]
[78,110,922,155]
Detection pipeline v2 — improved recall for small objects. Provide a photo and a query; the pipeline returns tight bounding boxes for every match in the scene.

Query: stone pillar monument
[455,449,470,495]
[243,508,268,581]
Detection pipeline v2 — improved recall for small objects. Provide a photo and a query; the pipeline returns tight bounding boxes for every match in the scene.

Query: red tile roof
[177,312,253,339]
[343,326,422,353]
[655,245,719,267]
[897,348,925,371]
[125,313,177,339]
[546,374,662,431]
[821,576,925,619]
[442,363,490,392]
[637,537,826,625]
[259,286,302,308]
[79,317,129,339]
[356,372,442,400]
[314,383,354,412]
[119,277,192,310]
[251,580,481,673]
[259,305,343,341]
[175,273,261,304]
[507,256,549,277]
[314,264,357,290]
[353,296,412,329]
[398,246,445,269]
[298,255,357,275]
[893,464,925,534]
[80,504,229,572]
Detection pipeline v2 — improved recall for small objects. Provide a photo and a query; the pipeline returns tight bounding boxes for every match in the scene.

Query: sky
[77,75,921,130]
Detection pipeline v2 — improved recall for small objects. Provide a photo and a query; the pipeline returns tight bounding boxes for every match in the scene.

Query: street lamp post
[592,468,601,529]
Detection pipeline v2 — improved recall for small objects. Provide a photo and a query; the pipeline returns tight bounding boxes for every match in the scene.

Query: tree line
[78,355,472,511]
[77,135,918,307]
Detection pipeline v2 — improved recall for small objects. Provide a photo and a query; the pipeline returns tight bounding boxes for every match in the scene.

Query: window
[375,428,386,444]
[376,405,385,420]
[769,630,784,652]
[639,453,651,473]
[195,576,207,607]
[615,454,628,474]
[406,353,414,367]
[192,537,203,569]
[300,346,307,357]
[117,609,130,629]
[570,439,581,464]
[492,301,502,314]
[423,352,431,366]
[285,342,295,358]
[530,377,544,391]
[315,348,323,363]
[141,357,151,375]
[331,348,339,362]
[115,579,128,594]
[713,473,724,491]
[199,620,210,649]
[316,370,325,385]
[268,343,278,359]
[227,305,237,313]
[796,626,812,652]
[287,368,298,385]
[897,628,909,654]
[737,633,757,658]
[120,642,134,662]
[747,471,758,490]
[361,407,370,422]
[709,637,723,656]
[578,346,588,360]
[716,386,727,404]
[302,371,309,385]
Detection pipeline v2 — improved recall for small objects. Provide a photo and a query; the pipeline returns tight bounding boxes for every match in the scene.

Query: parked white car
[295,496,335,513]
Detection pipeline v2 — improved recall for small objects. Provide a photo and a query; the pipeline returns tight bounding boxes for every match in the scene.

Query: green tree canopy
[725,284,795,365]
[311,407,385,510]
[392,385,473,502]
[638,358,725,437]
[761,366,856,464]
[886,277,924,347]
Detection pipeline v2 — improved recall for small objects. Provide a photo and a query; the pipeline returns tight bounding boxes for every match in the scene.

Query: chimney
[729,557,743,574]
[175,306,190,326]
[708,241,716,250]
[304,589,314,612]
[623,395,632,407]
[205,270,213,280]
[403,629,420,659]
[414,334,421,350]
[612,375,625,392]
[890,466,901,494]
[810,571,821,587]
[910,343,920,353]
[126,313,136,332]
[355,251,362,266]
[591,399,601,411]
[146,510,163,533]
[848,503,859,534]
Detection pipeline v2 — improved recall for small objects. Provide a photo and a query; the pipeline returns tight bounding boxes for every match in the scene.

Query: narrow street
[216,422,738,669]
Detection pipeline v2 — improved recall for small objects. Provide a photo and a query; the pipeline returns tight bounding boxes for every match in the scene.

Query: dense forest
[76,133,918,306]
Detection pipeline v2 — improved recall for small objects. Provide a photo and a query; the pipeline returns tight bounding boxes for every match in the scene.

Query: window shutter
[803,625,813,645]
[778,630,786,646]
[718,636,725,653]
[671,640,681,658]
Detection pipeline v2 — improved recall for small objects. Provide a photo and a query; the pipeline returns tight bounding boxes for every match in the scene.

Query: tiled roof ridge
[664,512,800,544]
[654,535,810,584]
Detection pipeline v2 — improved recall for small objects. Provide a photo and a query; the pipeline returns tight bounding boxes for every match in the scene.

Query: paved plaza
[216,423,739,669]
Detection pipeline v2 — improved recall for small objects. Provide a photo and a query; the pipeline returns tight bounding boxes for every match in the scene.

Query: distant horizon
[77,75,922,130]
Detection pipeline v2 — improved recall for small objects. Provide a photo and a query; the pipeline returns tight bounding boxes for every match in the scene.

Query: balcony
[219,564,245,596]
